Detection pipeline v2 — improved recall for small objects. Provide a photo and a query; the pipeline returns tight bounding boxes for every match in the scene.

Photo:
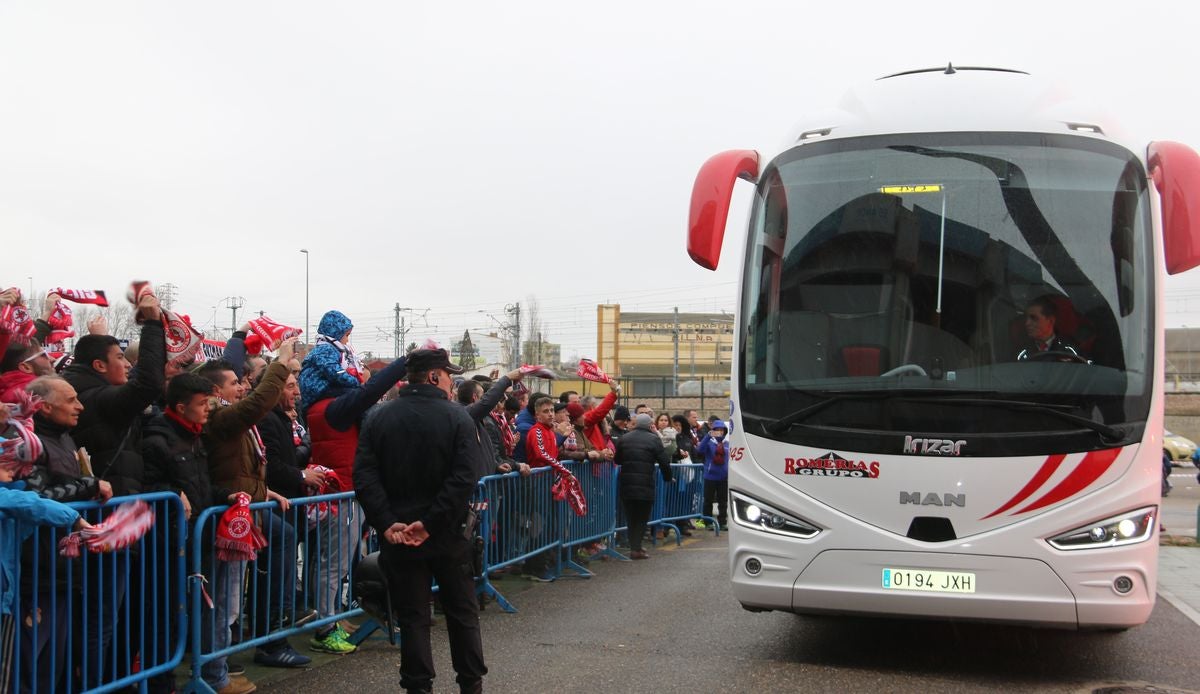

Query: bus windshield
[740,133,1153,456]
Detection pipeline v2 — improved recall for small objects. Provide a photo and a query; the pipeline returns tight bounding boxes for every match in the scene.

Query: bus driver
[1016,295,1085,362]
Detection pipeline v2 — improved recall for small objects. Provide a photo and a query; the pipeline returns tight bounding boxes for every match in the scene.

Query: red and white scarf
[303,464,342,528]
[50,288,109,307]
[576,358,611,384]
[519,364,557,379]
[59,499,155,557]
[0,299,36,342]
[215,492,268,562]
[491,411,515,457]
[549,460,587,516]
[0,392,44,479]
[247,316,302,351]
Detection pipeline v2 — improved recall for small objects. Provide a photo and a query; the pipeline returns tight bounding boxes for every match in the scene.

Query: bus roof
[780,65,1140,160]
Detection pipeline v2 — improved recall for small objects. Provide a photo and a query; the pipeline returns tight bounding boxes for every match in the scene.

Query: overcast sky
[4,1,1200,359]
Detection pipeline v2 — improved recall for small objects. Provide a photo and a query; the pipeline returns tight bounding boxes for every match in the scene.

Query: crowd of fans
[0,287,730,694]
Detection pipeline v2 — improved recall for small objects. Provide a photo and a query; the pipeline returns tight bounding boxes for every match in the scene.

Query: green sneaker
[693,520,706,529]
[310,630,357,654]
[333,625,352,642]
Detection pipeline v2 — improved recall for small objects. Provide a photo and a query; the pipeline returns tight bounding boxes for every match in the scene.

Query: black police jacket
[353,383,489,557]
[614,427,672,502]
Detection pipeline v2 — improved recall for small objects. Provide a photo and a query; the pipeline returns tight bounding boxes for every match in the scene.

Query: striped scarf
[315,334,365,383]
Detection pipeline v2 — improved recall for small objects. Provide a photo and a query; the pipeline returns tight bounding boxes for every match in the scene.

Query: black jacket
[353,383,488,557]
[63,320,165,496]
[142,413,232,523]
[464,376,513,477]
[25,415,100,502]
[260,406,306,498]
[614,427,672,501]
[674,430,697,462]
[1015,335,1084,362]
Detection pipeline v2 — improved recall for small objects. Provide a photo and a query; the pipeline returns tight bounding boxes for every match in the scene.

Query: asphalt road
[259,532,1200,693]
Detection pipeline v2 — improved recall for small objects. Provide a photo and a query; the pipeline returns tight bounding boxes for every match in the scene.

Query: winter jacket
[260,406,306,498]
[307,356,408,493]
[0,484,78,615]
[62,319,166,496]
[525,421,559,468]
[33,413,87,482]
[582,390,618,451]
[205,360,287,502]
[298,310,359,412]
[512,409,535,463]
[353,383,489,558]
[696,434,730,482]
[614,427,671,501]
[674,429,696,462]
[463,376,514,477]
[143,412,232,523]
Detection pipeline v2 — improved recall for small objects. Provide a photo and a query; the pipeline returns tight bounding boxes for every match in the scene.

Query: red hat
[566,402,585,420]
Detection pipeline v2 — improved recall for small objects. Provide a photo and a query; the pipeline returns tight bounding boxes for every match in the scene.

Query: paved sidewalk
[1158,545,1200,627]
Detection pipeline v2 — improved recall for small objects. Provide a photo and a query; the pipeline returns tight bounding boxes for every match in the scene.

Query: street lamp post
[299,249,310,344]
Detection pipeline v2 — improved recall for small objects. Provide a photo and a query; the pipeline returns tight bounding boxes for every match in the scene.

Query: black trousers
[381,539,487,692]
[622,498,652,553]
[703,479,728,528]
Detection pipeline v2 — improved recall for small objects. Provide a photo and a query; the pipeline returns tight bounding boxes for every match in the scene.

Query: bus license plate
[882,568,975,593]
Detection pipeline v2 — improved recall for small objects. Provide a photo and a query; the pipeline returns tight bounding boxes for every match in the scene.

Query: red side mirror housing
[1149,141,1200,275]
[687,150,759,270]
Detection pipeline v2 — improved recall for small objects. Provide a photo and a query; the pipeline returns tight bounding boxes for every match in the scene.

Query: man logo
[899,492,966,507]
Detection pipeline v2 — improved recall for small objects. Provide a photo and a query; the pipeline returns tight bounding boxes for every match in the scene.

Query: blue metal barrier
[651,463,720,543]
[473,467,558,613]
[7,491,187,694]
[184,492,370,694]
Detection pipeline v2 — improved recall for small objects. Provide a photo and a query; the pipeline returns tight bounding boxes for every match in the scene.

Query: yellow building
[596,304,734,379]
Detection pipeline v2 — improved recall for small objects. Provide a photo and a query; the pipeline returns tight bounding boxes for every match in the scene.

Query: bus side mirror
[687,150,759,270]
[1149,141,1200,275]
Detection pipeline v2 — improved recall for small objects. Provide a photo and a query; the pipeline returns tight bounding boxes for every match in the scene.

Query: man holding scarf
[198,338,311,671]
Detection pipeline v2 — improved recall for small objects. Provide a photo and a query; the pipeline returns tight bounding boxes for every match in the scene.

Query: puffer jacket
[613,427,671,501]
[298,310,360,411]
[143,412,232,522]
[205,360,287,502]
[62,320,165,495]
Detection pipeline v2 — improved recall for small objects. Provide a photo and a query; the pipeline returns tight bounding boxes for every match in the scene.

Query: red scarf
[303,464,343,528]
[549,460,587,516]
[491,411,515,457]
[164,408,203,436]
[215,492,268,561]
[712,440,727,466]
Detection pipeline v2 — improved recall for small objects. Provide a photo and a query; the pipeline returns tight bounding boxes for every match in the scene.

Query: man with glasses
[0,342,53,403]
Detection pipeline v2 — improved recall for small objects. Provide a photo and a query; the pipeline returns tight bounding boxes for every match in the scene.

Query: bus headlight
[1047,507,1156,551]
[731,491,821,539]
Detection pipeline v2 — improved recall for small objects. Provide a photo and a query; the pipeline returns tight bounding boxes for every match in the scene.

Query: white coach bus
[686,66,1200,628]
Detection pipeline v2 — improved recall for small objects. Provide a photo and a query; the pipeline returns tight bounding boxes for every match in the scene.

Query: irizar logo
[900,491,966,507]
[903,435,965,456]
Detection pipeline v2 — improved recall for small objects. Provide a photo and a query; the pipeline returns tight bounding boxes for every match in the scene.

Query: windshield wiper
[908,397,1125,443]
[764,389,991,435]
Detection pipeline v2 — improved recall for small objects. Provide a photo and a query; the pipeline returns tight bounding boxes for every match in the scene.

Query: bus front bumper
[730,531,1155,629]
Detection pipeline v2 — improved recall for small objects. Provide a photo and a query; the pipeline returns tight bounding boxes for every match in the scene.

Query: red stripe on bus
[981,454,1066,519]
[1013,448,1122,515]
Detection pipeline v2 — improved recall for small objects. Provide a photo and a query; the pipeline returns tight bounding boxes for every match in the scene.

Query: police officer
[353,347,489,694]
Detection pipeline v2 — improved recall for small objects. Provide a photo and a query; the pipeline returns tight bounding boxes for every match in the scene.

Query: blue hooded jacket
[299,310,360,412]
[1,483,79,616]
